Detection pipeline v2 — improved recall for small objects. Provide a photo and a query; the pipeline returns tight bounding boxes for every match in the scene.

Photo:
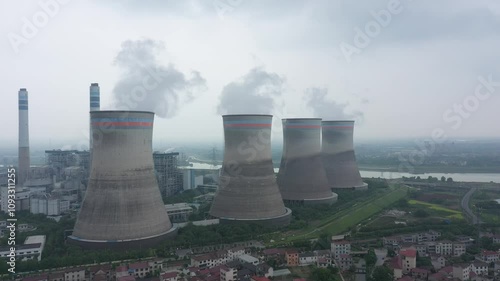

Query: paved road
[461,188,482,224]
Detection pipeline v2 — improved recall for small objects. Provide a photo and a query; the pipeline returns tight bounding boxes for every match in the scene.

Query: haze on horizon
[1,0,500,151]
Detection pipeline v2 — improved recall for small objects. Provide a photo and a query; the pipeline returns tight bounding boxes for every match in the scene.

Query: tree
[365,249,377,267]
[310,267,337,281]
[413,209,429,218]
[371,266,394,281]
[447,177,453,182]
[441,176,446,182]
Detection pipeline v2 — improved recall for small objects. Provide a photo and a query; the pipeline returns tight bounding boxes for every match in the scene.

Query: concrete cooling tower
[322,120,368,190]
[277,119,337,204]
[18,88,30,187]
[68,111,176,249]
[209,115,291,227]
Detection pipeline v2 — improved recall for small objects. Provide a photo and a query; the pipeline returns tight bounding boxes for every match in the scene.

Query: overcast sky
[1,0,500,149]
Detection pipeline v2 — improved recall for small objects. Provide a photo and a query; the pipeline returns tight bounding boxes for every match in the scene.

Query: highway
[461,187,482,224]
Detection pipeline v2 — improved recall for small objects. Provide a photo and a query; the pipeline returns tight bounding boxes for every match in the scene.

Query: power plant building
[153,152,183,197]
[277,118,337,204]
[68,111,176,249]
[322,121,367,190]
[209,115,291,227]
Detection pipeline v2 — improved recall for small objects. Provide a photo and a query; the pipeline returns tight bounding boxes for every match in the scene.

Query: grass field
[265,185,408,246]
[409,199,464,219]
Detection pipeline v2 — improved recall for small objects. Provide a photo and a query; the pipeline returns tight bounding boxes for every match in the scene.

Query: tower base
[331,182,368,191]
[67,227,178,250]
[285,193,338,205]
[218,208,292,228]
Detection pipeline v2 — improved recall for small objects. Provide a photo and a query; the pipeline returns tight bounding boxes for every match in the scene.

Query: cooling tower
[18,88,30,187]
[89,83,100,153]
[209,115,291,227]
[68,111,176,249]
[277,119,337,204]
[322,121,368,190]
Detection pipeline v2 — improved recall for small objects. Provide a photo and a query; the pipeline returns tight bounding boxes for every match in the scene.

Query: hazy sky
[1,0,500,150]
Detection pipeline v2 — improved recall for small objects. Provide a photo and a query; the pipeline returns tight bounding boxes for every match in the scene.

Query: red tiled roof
[129,261,149,270]
[439,266,453,274]
[116,266,128,272]
[400,249,417,258]
[482,250,498,256]
[263,248,285,255]
[161,272,178,279]
[333,240,350,245]
[117,276,135,281]
[388,256,402,270]
[411,267,429,274]
[396,277,413,281]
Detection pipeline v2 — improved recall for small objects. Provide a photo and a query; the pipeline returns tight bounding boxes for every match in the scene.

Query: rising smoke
[305,87,363,120]
[217,67,285,115]
[112,39,207,118]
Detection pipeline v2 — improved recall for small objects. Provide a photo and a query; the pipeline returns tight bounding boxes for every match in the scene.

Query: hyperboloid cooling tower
[277,118,338,204]
[68,111,176,249]
[209,115,291,227]
[322,120,368,190]
[18,88,30,187]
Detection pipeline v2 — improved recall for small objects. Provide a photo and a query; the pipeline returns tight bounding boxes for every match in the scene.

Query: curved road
[461,188,482,224]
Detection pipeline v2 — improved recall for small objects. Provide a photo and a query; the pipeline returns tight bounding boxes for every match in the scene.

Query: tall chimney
[277,118,337,204]
[322,120,368,190]
[209,115,291,227]
[18,88,30,187]
[89,83,100,152]
[68,111,176,249]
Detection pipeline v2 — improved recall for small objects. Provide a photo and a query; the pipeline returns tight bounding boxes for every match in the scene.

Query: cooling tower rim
[90,110,154,114]
[322,120,355,123]
[68,225,177,243]
[222,114,272,117]
[282,118,322,121]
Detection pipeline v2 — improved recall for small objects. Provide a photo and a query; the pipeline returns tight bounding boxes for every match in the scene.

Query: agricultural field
[408,200,464,220]
[471,189,500,224]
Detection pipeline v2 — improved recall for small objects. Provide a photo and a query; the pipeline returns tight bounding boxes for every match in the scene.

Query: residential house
[452,264,471,281]
[285,249,299,267]
[331,240,351,258]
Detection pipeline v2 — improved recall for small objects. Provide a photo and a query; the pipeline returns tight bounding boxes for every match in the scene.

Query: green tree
[441,176,446,182]
[310,267,337,281]
[371,266,393,281]
[365,249,377,267]
[447,177,453,182]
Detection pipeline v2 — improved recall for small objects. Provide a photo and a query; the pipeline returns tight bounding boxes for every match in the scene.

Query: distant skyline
[1,0,500,150]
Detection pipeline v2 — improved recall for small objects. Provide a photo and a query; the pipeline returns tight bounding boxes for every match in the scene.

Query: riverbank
[358,164,500,174]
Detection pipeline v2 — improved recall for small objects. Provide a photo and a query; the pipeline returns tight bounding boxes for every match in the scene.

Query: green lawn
[409,200,464,219]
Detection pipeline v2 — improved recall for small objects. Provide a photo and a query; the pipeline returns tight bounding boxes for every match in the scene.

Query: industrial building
[277,118,337,205]
[0,235,46,261]
[45,150,89,182]
[0,186,30,212]
[69,111,176,249]
[322,120,368,190]
[18,88,30,187]
[180,168,204,191]
[165,203,194,222]
[209,115,291,227]
[153,152,183,197]
[30,194,70,216]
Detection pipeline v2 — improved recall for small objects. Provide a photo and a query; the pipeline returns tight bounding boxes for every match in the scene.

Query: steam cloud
[305,87,363,120]
[112,39,207,118]
[217,67,285,115]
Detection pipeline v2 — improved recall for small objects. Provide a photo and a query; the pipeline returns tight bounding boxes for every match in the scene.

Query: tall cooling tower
[18,88,30,187]
[322,120,368,190]
[209,115,291,227]
[277,119,338,204]
[89,83,100,153]
[68,111,176,249]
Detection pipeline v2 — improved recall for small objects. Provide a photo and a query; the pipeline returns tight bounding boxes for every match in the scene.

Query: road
[461,187,482,224]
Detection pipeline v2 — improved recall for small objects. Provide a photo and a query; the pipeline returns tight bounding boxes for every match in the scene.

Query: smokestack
[277,118,337,204]
[209,115,291,227]
[68,111,176,249]
[322,121,368,190]
[89,83,100,152]
[18,88,30,187]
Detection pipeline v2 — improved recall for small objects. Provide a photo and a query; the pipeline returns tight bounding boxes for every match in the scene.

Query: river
[185,162,500,183]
